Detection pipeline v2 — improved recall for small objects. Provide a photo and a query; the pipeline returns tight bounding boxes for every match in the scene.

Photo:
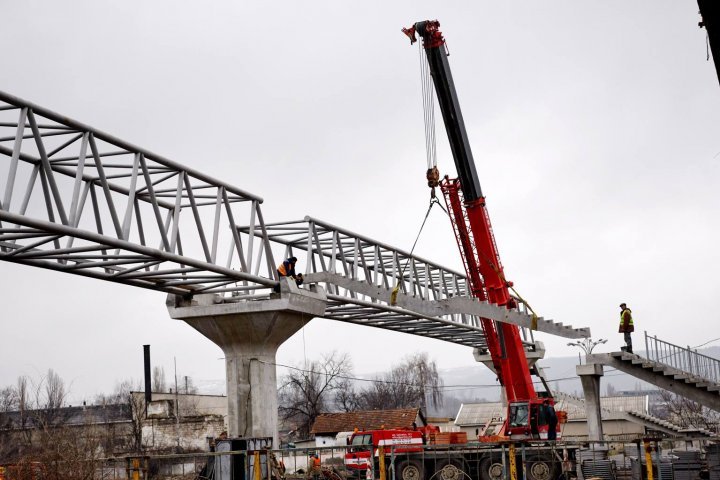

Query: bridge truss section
[237,217,590,350]
[0,91,589,351]
[0,91,279,296]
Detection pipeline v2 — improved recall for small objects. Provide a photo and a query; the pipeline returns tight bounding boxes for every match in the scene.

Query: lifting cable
[390,43,446,306]
[420,41,437,172]
[414,44,540,330]
[390,47,448,306]
[390,197,447,306]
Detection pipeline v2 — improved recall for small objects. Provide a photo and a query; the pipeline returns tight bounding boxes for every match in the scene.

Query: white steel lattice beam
[0,91,277,295]
[0,91,590,350]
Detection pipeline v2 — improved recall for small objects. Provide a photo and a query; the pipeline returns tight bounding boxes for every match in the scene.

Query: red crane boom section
[405,20,536,403]
[441,179,535,402]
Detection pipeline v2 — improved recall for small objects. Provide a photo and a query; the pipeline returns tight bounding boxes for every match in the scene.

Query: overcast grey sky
[1,2,719,404]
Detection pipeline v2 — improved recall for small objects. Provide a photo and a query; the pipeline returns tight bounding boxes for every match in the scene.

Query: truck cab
[344,429,425,472]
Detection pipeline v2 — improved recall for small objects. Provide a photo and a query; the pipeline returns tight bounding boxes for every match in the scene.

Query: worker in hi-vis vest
[274,256,303,292]
[619,303,634,354]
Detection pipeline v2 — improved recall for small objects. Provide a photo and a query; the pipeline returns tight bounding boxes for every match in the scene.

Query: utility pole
[174,357,180,450]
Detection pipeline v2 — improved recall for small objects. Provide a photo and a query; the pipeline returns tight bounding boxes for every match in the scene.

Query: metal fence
[644,331,720,383]
[2,438,716,480]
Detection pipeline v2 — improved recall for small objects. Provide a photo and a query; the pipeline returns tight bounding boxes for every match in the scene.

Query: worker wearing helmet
[274,257,304,292]
[619,303,634,354]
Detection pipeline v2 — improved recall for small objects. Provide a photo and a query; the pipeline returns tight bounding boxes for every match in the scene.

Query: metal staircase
[586,334,720,412]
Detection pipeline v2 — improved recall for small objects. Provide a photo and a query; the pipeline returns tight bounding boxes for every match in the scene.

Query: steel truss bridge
[0,91,589,352]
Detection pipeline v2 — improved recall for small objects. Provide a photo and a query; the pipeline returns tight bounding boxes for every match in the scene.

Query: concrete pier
[577,363,605,441]
[167,279,327,445]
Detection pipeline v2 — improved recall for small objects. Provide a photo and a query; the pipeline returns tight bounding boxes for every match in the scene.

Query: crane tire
[479,456,504,480]
[525,455,558,480]
[396,459,424,480]
[434,459,466,480]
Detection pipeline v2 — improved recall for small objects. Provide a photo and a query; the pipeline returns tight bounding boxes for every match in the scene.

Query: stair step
[706,385,720,392]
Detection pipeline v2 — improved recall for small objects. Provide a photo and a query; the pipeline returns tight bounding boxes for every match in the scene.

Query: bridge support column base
[577,363,604,441]
[166,281,326,446]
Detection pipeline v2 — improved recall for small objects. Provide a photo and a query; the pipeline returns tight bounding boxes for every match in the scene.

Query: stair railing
[644,331,720,383]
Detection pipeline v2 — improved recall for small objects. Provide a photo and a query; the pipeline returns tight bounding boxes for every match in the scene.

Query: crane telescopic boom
[404,20,553,439]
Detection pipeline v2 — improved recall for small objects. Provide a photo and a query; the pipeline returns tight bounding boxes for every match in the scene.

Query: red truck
[344,427,572,480]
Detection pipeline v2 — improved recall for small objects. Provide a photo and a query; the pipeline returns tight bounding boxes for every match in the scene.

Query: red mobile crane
[342,23,570,480]
[402,20,555,440]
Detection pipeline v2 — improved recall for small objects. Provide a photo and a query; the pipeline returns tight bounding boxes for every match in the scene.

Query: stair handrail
[644,331,720,383]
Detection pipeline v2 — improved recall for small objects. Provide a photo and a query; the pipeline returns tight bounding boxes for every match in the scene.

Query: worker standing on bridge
[274,257,304,292]
[619,303,634,354]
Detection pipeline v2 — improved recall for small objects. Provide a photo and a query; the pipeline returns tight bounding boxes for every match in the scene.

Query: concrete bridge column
[166,280,326,446]
[576,363,604,441]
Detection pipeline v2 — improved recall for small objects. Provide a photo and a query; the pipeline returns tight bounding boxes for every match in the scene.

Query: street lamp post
[567,338,607,364]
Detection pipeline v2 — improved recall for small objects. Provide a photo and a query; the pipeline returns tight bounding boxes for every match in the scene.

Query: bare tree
[359,353,443,412]
[33,369,67,427]
[92,379,145,452]
[17,375,28,426]
[127,392,146,452]
[182,375,198,394]
[658,390,720,431]
[278,351,353,438]
[360,368,419,410]
[0,386,18,459]
[94,378,141,406]
[406,353,443,411]
[335,378,363,412]
[44,369,66,410]
[153,366,167,393]
[0,386,17,413]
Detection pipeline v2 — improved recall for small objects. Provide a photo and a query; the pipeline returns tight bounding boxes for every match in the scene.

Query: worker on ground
[310,453,321,480]
[274,257,304,292]
[619,303,634,353]
[544,399,558,441]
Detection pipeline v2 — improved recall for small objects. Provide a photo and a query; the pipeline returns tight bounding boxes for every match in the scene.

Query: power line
[264,359,629,391]
[693,337,720,349]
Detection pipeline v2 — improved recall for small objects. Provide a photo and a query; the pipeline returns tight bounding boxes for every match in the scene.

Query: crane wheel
[479,457,504,480]
[397,459,424,480]
[526,456,557,480]
[433,460,466,480]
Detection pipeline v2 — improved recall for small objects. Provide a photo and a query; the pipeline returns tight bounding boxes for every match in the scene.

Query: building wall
[134,392,227,420]
[130,392,228,452]
[560,419,645,440]
[314,435,336,447]
[141,415,226,451]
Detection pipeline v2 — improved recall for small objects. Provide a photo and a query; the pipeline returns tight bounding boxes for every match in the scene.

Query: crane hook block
[426,167,440,188]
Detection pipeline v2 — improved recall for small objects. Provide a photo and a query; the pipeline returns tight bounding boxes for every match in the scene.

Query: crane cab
[507,400,561,440]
